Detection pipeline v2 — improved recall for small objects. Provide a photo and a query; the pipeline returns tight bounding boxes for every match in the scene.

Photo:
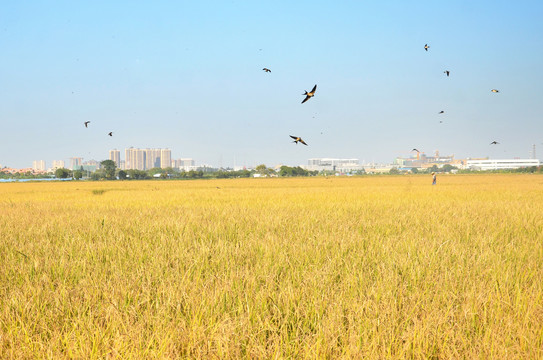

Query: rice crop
[1,174,542,358]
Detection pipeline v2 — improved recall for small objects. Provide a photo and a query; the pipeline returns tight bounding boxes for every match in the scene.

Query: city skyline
[1,2,542,168]
[11,142,541,173]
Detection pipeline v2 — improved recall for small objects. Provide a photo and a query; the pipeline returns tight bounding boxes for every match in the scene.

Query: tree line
[3,161,542,181]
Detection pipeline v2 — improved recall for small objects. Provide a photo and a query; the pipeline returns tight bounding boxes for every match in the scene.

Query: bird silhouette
[424,44,430,51]
[262,68,271,73]
[108,132,113,137]
[491,89,500,93]
[290,135,308,146]
[412,148,420,153]
[444,70,450,77]
[438,110,444,114]
[490,141,499,145]
[84,121,90,128]
[301,84,317,104]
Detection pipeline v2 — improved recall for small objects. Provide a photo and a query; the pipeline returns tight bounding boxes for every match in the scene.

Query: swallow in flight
[290,135,308,146]
[301,84,317,104]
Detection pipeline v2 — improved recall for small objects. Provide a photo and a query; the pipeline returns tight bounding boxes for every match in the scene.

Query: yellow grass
[1,174,542,358]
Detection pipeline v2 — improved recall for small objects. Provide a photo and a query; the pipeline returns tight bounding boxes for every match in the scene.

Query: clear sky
[1,1,542,168]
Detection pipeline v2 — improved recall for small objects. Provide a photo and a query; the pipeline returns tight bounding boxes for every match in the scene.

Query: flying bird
[108,132,113,137]
[262,68,271,73]
[490,141,499,145]
[301,84,317,104]
[412,148,420,153]
[444,70,450,77]
[491,89,499,93]
[438,110,444,114]
[84,121,90,128]
[290,135,308,146]
[424,44,430,51]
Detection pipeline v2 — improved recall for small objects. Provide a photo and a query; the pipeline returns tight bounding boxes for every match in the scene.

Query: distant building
[145,148,161,169]
[364,165,395,174]
[69,157,82,170]
[172,158,195,171]
[123,148,174,170]
[466,159,540,170]
[84,160,99,166]
[395,150,456,169]
[160,149,171,169]
[125,148,135,170]
[51,160,65,170]
[304,158,364,172]
[125,148,145,170]
[109,149,121,168]
[32,160,46,171]
[79,164,98,172]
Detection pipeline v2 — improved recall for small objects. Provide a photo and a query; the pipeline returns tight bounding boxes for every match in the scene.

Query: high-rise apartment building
[125,148,145,170]
[160,149,171,169]
[125,148,134,170]
[69,157,82,170]
[51,160,65,170]
[109,149,121,168]
[145,149,161,169]
[32,160,46,171]
[122,148,173,170]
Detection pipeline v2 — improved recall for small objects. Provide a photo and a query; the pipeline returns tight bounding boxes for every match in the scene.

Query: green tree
[441,164,458,173]
[255,164,267,175]
[255,164,275,177]
[100,160,117,180]
[55,168,71,179]
[73,170,83,180]
[187,170,203,179]
[389,167,400,175]
[117,170,127,180]
[127,169,149,179]
[427,165,439,173]
[279,166,294,177]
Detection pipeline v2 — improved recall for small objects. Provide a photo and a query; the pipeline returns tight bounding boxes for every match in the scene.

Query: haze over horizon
[1,1,542,169]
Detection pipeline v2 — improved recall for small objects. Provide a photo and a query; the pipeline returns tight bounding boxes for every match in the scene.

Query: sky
[1,0,543,168]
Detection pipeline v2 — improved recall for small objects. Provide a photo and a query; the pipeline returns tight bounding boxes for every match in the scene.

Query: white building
[466,159,540,170]
[172,158,195,171]
[32,160,46,171]
[109,149,121,168]
[304,158,364,172]
[51,160,65,170]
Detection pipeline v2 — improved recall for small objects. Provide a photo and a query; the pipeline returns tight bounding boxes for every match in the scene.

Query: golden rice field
[1,174,542,358]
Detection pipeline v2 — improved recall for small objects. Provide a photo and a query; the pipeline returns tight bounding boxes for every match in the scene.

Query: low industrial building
[466,159,540,170]
[304,158,365,173]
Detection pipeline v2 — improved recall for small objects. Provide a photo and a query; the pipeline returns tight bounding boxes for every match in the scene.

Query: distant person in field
[432,172,437,185]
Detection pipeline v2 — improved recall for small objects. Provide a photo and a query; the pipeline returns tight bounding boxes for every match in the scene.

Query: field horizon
[1,174,542,358]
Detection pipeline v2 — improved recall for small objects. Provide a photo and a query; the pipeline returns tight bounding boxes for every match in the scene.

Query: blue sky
[1,1,542,168]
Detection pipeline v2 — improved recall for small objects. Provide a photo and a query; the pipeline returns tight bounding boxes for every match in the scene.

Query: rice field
[1,174,542,358]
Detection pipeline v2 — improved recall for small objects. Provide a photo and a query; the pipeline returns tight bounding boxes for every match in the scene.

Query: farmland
[1,174,542,358]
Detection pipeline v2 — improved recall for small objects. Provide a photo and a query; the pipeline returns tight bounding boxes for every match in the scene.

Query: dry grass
[1,174,542,358]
